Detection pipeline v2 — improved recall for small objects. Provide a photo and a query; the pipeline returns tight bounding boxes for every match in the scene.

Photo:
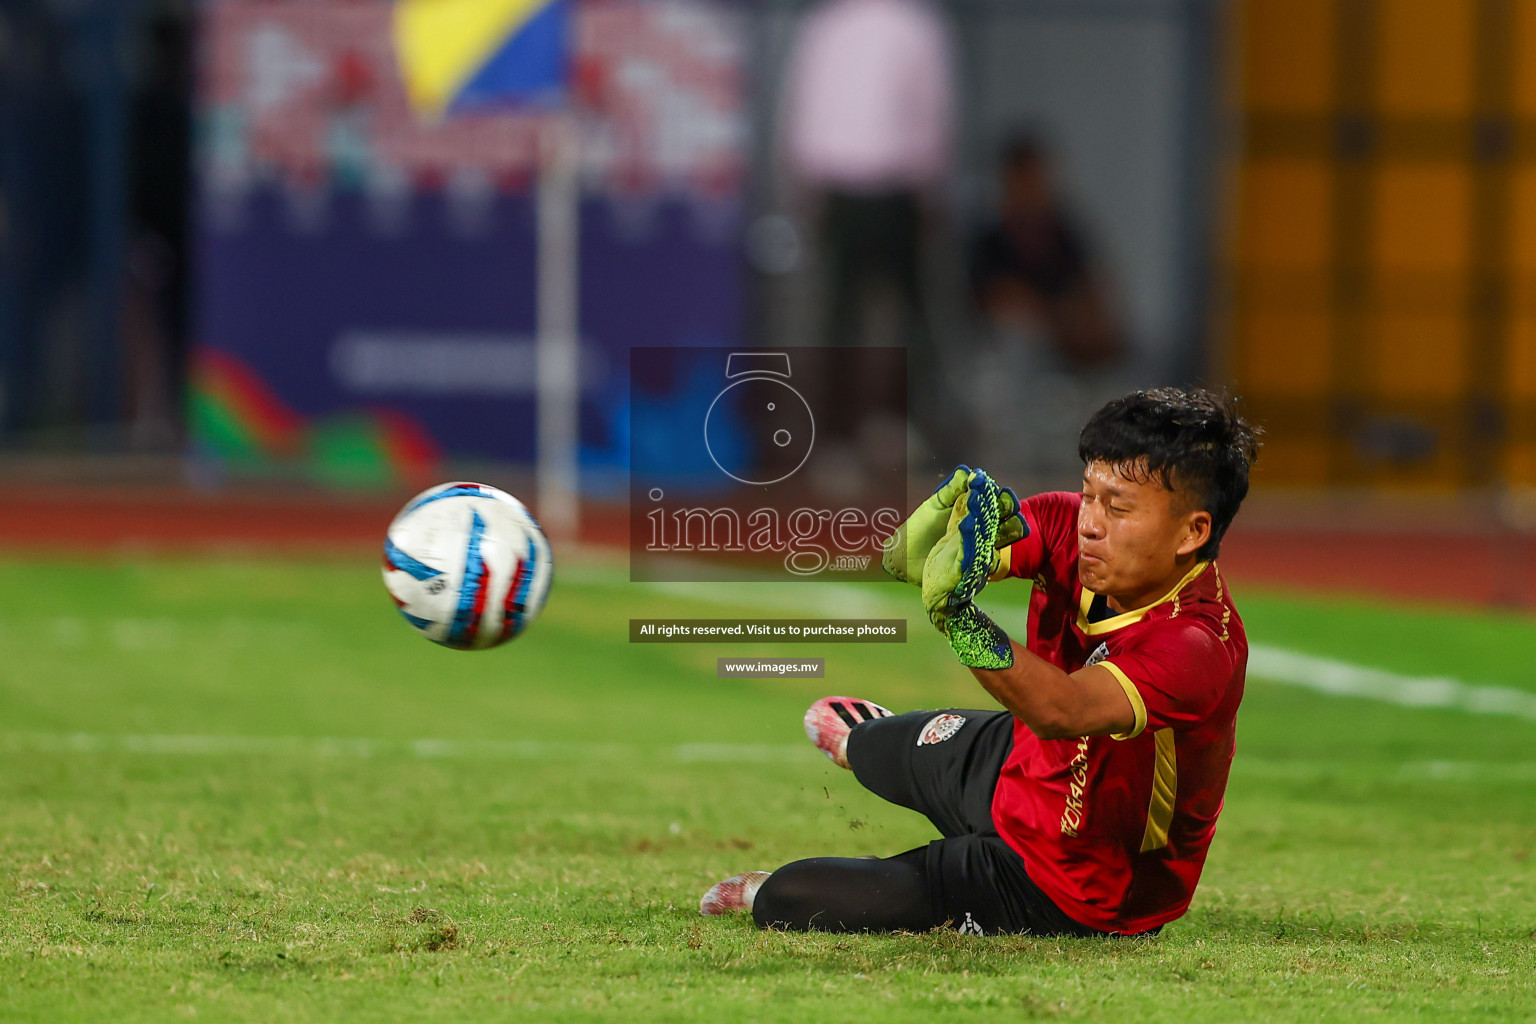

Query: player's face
[1076,460,1211,610]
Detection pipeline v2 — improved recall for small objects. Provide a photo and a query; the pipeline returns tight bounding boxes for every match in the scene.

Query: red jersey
[990,491,1246,934]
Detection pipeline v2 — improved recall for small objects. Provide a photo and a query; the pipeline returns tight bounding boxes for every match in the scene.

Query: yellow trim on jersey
[1077,560,1211,636]
[989,545,1012,581]
[1140,729,1178,853]
[1099,660,1147,740]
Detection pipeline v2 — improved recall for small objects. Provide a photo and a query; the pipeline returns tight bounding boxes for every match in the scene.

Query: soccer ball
[383,482,554,650]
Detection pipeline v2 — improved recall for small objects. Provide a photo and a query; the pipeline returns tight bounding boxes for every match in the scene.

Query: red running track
[0,487,1527,610]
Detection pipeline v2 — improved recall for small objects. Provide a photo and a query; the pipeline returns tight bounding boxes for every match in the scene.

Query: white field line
[0,729,1532,782]
[1237,758,1536,782]
[9,577,1533,770]
[637,580,908,620]
[626,576,1536,725]
[17,581,1536,725]
[0,731,808,763]
[1247,643,1536,722]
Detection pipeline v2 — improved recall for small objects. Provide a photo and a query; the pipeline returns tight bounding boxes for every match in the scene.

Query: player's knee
[751,859,825,931]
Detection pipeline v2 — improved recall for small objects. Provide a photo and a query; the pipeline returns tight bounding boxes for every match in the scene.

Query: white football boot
[699,871,773,916]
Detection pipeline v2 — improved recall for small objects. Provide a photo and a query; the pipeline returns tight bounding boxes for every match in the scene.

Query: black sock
[752,847,934,932]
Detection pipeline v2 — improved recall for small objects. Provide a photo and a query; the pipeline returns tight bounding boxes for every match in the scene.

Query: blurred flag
[393,0,571,116]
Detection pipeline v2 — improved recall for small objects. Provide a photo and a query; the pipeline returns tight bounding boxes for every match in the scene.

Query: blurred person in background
[121,0,193,451]
[966,131,1129,484]
[0,0,191,449]
[780,0,956,470]
[971,132,1123,372]
[0,0,93,439]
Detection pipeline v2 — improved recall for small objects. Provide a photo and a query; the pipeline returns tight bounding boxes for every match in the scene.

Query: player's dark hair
[1077,388,1261,560]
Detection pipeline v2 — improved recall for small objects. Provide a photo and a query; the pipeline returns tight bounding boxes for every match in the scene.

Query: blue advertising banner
[190,0,745,488]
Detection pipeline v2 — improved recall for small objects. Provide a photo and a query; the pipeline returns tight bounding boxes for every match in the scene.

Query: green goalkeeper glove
[921,469,1016,670]
[882,466,1026,586]
[920,469,1022,623]
[942,602,1015,671]
[881,465,969,585]
[921,469,1004,631]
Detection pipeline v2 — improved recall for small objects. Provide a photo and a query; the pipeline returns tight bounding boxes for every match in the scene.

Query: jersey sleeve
[1003,491,1079,581]
[1097,623,1233,739]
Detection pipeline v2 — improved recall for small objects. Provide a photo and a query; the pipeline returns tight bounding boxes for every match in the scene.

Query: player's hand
[916,471,1025,613]
[882,467,1026,586]
[919,470,1018,670]
[993,485,1027,568]
[921,469,1007,633]
[881,465,969,585]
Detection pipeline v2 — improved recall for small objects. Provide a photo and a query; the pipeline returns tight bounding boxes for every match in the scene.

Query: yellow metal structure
[1229,0,1536,487]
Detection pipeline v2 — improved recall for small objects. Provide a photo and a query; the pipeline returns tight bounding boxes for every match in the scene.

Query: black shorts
[847,708,1111,938]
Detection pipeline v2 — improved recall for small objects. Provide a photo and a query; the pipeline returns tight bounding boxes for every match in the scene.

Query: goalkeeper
[700,388,1259,937]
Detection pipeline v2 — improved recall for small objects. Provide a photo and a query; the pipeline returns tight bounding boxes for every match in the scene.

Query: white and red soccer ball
[383,482,554,650]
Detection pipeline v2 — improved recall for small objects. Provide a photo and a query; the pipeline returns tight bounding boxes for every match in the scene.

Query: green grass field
[1,554,1534,1021]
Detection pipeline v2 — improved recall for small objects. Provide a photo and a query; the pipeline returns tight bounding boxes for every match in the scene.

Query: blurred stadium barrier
[1229,0,1536,491]
[17,1,1536,514]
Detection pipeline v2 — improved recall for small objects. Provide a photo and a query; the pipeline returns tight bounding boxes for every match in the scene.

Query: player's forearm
[967,643,1084,740]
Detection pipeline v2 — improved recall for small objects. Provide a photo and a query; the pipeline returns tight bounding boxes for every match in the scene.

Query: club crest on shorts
[917,714,966,746]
